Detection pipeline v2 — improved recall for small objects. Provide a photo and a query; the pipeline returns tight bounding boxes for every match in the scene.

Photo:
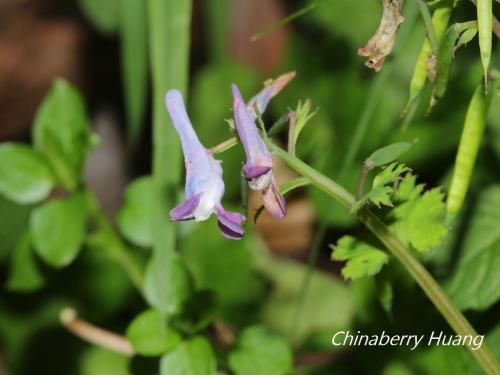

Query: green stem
[418,0,439,53]
[149,0,192,259]
[87,192,144,291]
[270,143,500,375]
[355,162,372,201]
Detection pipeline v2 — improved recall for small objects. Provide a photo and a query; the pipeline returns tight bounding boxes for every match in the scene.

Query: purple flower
[231,80,290,219]
[165,90,245,240]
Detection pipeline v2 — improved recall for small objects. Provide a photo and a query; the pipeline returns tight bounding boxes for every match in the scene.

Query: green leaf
[33,79,94,191]
[6,233,45,292]
[160,336,216,375]
[117,176,153,247]
[144,252,193,314]
[182,223,265,309]
[78,0,120,34]
[80,346,130,375]
[0,195,31,263]
[446,186,500,310]
[0,143,55,204]
[393,188,448,252]
[331,236,389,280]
[126,309,181,356]
[290,99,318,153]
[366,142,412,168]
[228,326,293,375]
[120,0,148,142]
[31,192,88,267]
[258,251,353,344]
[354,163,410,211]
[173,290,218,334]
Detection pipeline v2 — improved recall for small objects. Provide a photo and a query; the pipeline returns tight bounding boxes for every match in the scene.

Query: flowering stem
[270,143,500,375]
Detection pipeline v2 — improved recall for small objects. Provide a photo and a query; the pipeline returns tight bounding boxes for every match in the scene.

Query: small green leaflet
[117,176,153,247]
[0,143,55,205]
[392,176,448,252]
[366,142,412,168]
[31,192,88,267]
[6,233,45,292]
[331,236,389,280]
[289,100,318,155]
[160,336,216,375]
[228,325,293,375]
[126,309,181,356]
[353,163,410,212]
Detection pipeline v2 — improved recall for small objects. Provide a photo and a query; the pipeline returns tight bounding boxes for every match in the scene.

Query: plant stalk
[270,143,500,375]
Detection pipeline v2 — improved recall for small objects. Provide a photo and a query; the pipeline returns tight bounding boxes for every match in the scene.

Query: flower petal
[248,71,296,115]
[261,178,286,218]
[170,194,202,221]
[243,165,272,180]
[215,205,246,240]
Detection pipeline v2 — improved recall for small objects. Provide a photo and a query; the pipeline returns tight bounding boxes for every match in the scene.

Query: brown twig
[60,308,135,356]
[212,319,236,346]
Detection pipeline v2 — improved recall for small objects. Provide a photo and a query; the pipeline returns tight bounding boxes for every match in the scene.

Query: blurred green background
[0,0,499,374]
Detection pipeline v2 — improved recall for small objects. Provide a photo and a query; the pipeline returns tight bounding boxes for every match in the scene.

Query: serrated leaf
[354,163,410,211]
[126,309,181,357]
[228,326,293,375]
[160,336,216,375]
[291,99,318,152]
[31,192,88,267]
[446,186,500,310]
[331,236,389,280]
[33,79,94,191]
[366,142,412,168]
[0,143,55,204]
[393,188,448,252]
[6,233,45,292]
[394,173,423,202]
[117,176,153,247]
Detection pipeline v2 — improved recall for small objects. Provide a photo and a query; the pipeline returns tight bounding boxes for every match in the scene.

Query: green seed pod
[434,21,477,99]
[446,83,489,216]
[476,0,493,86]
[407,2,453,106]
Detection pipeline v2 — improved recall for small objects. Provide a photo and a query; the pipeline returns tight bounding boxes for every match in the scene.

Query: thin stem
[418,0,439,53]
[209,136,238,154]
[250,2,319,42]
[339,66,391,181]
[360,209,500,375]
[60,308,135,356]
[355,162,372,201]
[270,143,500,374]
[87,191,144,291]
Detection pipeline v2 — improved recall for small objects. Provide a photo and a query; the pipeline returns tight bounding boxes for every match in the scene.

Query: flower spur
[165,90,245,239]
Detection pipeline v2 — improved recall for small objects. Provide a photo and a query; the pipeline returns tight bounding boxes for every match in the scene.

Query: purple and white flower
[165,90,245,240]
[231,74,295,219]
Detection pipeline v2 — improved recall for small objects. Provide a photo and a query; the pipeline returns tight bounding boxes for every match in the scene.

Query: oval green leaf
[126,309,181,357]
[0,143,54,204]
[366,142,412,168]
[31,192,88,267]
[160,336,216,375]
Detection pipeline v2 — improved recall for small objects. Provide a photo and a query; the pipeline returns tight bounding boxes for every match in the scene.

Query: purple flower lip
[165,89,246,239]
[231,73,295,219]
